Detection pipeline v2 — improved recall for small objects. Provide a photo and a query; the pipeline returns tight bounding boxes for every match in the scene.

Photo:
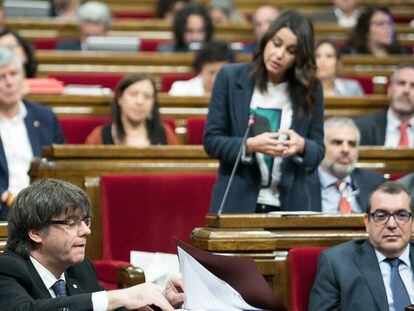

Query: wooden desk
[191,214,368,309]
[0,222,6,254]
[29,145,218,260]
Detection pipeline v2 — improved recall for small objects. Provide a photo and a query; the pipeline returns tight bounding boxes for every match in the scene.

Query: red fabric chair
[58,116,110,144]
[338,75,375,94]
[33,38,58,50]
[186,117,206,145]
[288,247,327,311]
[48,73,124,91]
[160,73,197,92]
[140,39,170,52]
[100,173,216,262]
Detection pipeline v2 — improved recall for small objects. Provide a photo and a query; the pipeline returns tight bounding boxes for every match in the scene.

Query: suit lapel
[23,102,41,156]
[65,275,85,296]
[376,110,387,145]
[233,65,254,136]
[0,138,8,179]
[351,169,367,210]
[354,240,389,311]
[26,258,54,299]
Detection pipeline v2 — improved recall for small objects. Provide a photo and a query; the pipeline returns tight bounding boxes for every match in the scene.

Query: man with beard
[308,117,384,213]
[355,64,414,147]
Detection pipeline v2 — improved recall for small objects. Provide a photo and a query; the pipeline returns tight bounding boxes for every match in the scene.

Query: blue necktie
[386,258,411,311]
[51,279,67,297]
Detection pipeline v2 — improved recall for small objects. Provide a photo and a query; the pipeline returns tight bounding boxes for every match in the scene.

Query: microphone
[217,112,256,215]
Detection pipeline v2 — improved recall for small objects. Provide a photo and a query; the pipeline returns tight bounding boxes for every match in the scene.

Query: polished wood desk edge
[0,222,7,237]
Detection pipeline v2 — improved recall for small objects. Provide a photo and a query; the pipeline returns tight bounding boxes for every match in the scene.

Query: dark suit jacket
[55,39,82,51]
[308,168,385,212]
[311,8,338,23]
[309,239,414,311]
[203,63,325,213]
[354,109,387,146]
[0,250,105,310]
[0,101,65,220]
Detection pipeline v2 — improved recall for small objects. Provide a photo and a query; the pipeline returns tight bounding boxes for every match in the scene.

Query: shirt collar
[0,101,27,123]
[387,108,414,129]
[30,256,66,291]
[318,166,352,189]
[375,244,411,268]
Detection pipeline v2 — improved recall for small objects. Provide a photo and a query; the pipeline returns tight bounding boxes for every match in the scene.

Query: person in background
[169,40,235,96]
[204,10,324,214]
[50,0,81,19]
[55,1,111,51]
[309,181,414,311]
[355,63,414,147]
[241,5,280,53]
[207,0,246,25]
[0,2,5,33]
[0,29,37,78]
[311,0,360,27]
[315,39,364,97]
[343,6,409,56]
[308,117,384,213]
[157,4,214,53]
[0,178,185,310]
[155,0,191,24]
[0,46,65,221]
[86,73,177,146]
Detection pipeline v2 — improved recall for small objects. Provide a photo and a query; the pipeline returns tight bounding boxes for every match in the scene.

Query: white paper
[130,251,179,287]
[178,246,260,311]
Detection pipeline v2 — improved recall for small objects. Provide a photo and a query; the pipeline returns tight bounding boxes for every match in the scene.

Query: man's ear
[363,214,370,233]
[28,229,44,244]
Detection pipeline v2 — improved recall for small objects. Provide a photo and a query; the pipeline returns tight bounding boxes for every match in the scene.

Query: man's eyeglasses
[47,217,92,229]
[368,209,412,224]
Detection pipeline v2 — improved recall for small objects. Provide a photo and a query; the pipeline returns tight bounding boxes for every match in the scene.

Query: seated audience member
[55,1,111,51]
[309,117,384,213]
[155,0,191,24]
[309,181,414,311]
[157,4,214,53]
[86,73,177,145]
[398,173,414,197]
[355,64,414,147]
[169,41,235,96]
[0,3,5,33]
[311,0,360,27]
[315,39,364,97]
[0,29,37,78]
[343,6,409,56]
[50,0,80,19]
[0,46,65,221]
[242,5,280,53]
[207,0,246,24]
[0,178,185,310]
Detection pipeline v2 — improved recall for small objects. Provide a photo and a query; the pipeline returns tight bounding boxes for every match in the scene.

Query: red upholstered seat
[48,73,124,90]
[33,38,58,50]
[160,73,197,92]
[100,173,216,261]
[288,247,327,311]
[58,116,110,144]
[186,117,206,145]
[338,75,375,94]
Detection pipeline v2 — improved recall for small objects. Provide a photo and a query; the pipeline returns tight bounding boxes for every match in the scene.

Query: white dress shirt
[30,256,108,310]
[385,109,414,148]
[333,7,359,27]
[0,102,33,194]
[375,246,414,311]
[169,75,205,96]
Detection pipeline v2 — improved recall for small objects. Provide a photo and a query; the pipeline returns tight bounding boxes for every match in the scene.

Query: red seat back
[101,174,216,261]
[49,73,124,90]
[338,75,374,94]
[288,247,327,311]
[58,116,110,144]
[186,117,206,145]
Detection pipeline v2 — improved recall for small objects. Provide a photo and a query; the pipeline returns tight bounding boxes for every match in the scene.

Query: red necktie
[335,181,352,213]
[398,122,410,147]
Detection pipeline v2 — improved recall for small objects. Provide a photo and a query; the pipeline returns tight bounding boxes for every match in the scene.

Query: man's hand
[164,274,185,308]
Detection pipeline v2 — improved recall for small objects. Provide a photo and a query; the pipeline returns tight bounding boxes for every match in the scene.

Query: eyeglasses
[368,209,412,224]
[47,217,92,229]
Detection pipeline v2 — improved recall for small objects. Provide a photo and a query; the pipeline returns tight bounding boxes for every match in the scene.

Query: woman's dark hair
[315,38,341,60]
[155,0,190,19]
[112,73,167,145]
[251,10,318,119]
[172,4,214,52]
[0,29,37,77]
[193,40,235,73]
[346,6,403,54]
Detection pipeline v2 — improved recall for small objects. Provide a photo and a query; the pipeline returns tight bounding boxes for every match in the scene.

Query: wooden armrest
[117,265,145,288]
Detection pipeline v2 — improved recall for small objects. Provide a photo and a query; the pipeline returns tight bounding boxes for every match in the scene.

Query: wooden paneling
[0,222,7,254]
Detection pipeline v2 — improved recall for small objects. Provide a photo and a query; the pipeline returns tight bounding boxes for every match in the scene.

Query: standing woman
[204,10,324,214]
[86,73,177,145]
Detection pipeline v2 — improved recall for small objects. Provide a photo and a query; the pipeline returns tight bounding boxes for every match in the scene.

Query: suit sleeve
[308,251,341,311]
[203,66,246,163]
[50,111,66,144]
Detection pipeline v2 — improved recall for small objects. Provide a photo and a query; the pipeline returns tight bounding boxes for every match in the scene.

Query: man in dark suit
[355,64,414,147]
[309,181,414,310]
[0,46,65,221]
[309,117,384,212]
[0,178,185,310]
[56,1,111,51]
